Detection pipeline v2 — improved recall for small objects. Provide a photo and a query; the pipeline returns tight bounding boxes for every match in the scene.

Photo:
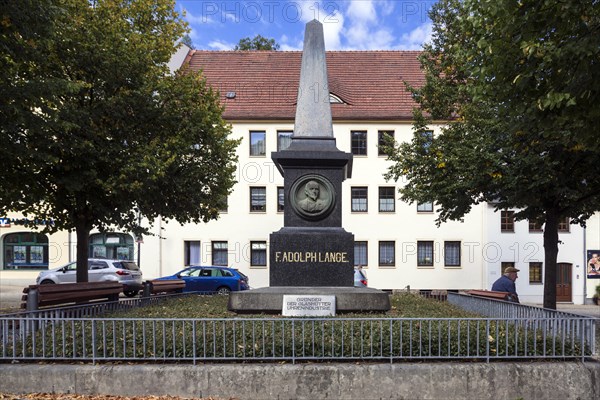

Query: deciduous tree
[384,0,600,309]
[0,0,239,282]
[234,34,280,51]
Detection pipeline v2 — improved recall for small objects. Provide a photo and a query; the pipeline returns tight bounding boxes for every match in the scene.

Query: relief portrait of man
[298,180,328,213]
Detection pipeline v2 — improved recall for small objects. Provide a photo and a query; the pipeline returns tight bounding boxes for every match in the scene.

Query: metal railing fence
[448,292,597,355]
[0,315,594,363]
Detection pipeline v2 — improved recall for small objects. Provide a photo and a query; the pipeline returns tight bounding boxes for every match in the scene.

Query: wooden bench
[143,279,186,295]
[21,281,123,311]
[465,290,510,301]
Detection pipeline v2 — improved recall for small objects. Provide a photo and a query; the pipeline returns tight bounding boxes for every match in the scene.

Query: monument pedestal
[270,227,354,287]
[228,287,391,313]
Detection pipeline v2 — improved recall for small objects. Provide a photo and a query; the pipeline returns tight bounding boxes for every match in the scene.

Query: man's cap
[504,266,520,273]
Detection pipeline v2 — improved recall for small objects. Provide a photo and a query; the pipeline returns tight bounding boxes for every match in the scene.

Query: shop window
[89,233,134,260]
[3,232,49,270]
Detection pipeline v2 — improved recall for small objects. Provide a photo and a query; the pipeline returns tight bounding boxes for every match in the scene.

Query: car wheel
[40,280,55,285]
[123,290,138,298]
[216,286,231,295]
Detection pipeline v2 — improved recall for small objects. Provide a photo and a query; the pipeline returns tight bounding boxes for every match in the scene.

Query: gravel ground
[0,395,236,400]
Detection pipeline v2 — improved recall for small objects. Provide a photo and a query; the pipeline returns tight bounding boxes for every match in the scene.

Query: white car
[354,267,368,287]
[36,258,143,297]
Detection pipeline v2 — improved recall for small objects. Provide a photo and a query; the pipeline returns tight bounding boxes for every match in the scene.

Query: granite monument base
[228,286,391,313]
[269,227,354,287]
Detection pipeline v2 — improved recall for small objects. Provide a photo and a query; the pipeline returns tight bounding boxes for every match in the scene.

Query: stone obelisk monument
[269,19,354,286]
[228,20,390,313]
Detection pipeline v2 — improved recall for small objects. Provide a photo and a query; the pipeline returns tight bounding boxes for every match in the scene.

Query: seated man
[491,266,520,303]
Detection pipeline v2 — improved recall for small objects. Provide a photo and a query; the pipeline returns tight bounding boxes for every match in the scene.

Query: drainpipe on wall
[583,226,587,303]
[159,216,163,277]
[68,230,72,263]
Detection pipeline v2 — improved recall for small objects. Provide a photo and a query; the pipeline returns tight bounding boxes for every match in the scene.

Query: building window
[218,196,228,213]
[558,217,570,232]
[501,262,515,273]
[351,187,368,212]
[501,211,515,232]
[250,241,267,267]
[417,241,434,266]
[351,130,367,155]
[378,130,394,156]
[378,187,395,212]
[420,130,433,151]
[184,241,201,266]
[417,202,433,212]
[529,262,543,284]
[528,219,543,232]
[212,241,228,266]
[277,187,285,212]
[277,130,293,151]
[2,232,49,270]
[250,131,266,156]
[379,241,395,266]
[250,187,266,212]
[89,232,134,260]
[354,241,368,266]
[444,241,461,267]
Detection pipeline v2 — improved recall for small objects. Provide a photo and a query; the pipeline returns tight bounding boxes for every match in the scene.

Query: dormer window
[329,93,344,104]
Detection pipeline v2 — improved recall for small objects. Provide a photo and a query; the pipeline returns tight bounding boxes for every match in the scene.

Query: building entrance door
[556,263,572,302]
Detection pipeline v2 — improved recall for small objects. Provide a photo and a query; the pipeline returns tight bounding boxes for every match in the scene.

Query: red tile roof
[185,50,424,121]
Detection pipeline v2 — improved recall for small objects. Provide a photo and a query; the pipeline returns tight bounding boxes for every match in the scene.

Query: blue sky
[175,0,435,51]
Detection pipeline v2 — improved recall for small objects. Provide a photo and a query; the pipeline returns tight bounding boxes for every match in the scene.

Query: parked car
[155,266,249,294]
[354,267,368,287]
[35,258,143,297]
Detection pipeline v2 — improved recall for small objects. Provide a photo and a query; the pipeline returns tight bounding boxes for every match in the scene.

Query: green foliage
[0,0,239,280]
[234,34,280,51]
[383,0,600,309]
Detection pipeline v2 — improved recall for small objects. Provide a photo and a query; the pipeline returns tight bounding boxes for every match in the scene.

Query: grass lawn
[111,292,478,319]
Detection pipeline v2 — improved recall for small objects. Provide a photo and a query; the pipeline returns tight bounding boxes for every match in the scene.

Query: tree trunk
[75,219,91,283]
[543,210,559,310]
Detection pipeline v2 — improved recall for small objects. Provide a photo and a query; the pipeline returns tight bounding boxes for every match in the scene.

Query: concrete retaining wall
[1,362,599,399]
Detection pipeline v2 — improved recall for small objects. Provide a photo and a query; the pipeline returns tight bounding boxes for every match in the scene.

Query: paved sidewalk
[0,284,26,310]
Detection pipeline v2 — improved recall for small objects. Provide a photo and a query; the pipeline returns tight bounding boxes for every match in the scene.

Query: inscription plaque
[282,295,336,316]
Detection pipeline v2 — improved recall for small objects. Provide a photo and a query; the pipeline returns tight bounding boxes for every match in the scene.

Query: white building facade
[1,50,597,304]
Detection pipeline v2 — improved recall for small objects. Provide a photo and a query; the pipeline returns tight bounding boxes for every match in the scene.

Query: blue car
[156,266,249,294]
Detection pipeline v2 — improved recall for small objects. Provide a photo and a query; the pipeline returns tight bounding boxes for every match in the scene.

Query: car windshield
[115,261,139,271]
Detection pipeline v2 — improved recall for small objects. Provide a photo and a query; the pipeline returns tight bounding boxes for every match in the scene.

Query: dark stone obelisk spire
[293,19,334,138]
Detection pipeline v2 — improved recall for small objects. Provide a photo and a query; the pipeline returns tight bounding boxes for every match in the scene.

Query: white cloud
[208,40,234,51]
[347,0,377,23]
[339,0,396,50]
[397,22,432,50]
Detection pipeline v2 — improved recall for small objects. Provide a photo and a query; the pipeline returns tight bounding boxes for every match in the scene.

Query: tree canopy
[0,0,240,282]
[234,34,280,51]
[384,0,600,309]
